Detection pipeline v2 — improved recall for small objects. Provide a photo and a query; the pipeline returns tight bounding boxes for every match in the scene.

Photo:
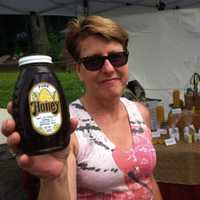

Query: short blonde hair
[65,15,128,61]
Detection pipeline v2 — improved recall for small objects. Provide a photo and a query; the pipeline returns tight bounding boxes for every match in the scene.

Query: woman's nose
[101,59,115,73]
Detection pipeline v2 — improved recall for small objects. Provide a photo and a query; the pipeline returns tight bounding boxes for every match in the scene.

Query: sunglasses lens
[82,56,103,71]
[81,51,128,71]
[109,52,128,67]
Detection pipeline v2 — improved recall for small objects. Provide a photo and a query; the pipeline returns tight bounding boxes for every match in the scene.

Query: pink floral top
[70,97,156,200]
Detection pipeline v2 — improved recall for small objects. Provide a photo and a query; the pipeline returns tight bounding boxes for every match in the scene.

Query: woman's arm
[1,102,78,200]
[38,133,78,200]
[135,102,163,200]
[151,176,163,200]
[134,102,151,128]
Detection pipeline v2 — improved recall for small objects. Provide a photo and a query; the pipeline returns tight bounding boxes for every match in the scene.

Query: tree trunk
[30,12,49,54]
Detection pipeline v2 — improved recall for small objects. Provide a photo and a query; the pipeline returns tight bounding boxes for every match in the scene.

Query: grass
[0,72,17,108]
[0,71,84,108]
[56,71,84,102]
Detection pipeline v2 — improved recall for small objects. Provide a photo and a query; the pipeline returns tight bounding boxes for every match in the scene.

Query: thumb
[70,118,78,133]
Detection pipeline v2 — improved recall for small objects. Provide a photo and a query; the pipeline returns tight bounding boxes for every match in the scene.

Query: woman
[2,16,162,200]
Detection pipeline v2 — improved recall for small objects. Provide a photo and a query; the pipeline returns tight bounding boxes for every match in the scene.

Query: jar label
[29,82,62,136]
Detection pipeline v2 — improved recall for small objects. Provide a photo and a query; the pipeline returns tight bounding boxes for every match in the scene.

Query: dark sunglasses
[79,51,129,71]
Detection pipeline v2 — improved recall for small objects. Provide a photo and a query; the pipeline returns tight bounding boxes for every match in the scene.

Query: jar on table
[156,102,165,128]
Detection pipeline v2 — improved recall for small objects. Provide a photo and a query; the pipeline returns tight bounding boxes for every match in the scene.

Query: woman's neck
[80,93,122,117]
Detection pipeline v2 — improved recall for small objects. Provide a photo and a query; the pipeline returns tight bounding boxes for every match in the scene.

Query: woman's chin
[100,89,122,100]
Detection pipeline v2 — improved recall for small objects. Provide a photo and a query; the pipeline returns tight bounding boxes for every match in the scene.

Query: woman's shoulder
[134,102,151,129]
[69,99,87,118]
[134,102,150,117]
[70,99,83,110]
[120,97,151,128]
[120,97,147,114]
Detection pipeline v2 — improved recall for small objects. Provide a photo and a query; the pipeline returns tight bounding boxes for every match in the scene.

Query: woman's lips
[100,77,120,84]
[98,78,121,89]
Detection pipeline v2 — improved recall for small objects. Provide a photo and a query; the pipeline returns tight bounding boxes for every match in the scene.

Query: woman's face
[76,36,128,100]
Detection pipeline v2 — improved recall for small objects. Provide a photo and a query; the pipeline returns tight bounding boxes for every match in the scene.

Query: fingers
[7,101,13,115]
[1,101,15,137]
[1,119,16,137]
[70,118,78,133]
[16,154,33,169]
[7,131,21,156]
[7,131,20,147]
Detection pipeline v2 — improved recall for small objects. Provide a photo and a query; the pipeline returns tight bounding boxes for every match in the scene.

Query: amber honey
[156,104,165,127]
[13,55,70,155]
[173,89,180,108]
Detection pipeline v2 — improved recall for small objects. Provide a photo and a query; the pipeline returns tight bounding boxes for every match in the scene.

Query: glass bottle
[13,55,70,155]
[156,102,165,128]
[173,89,180,108]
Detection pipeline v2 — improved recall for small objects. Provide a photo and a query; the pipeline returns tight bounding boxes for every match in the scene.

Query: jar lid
[18,55,52,67]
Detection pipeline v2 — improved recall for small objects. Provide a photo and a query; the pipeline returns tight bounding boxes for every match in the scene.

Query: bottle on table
[173,89,181,108]
[168,108,182,142]
[156,102,165,128]
[183,125,195,143]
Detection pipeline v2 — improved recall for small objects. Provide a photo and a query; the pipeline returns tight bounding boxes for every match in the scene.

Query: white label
[169,127,180,141]
[194,133,200,143]
[158,128,167,135]
[29,82,62,136]
[152,131,161,138]
[171,108,182,114]
[169,127,179,134]
[165,138,177,146]
[184,132,193,143]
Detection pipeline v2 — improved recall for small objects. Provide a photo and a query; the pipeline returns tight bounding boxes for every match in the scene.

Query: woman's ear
[74,63,80,73]
[75,63,83,81]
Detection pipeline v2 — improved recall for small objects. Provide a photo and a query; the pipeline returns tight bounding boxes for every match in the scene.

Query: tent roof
[1,0,200,16]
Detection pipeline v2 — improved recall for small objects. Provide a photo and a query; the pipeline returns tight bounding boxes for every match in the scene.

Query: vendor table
[154,142,200,200]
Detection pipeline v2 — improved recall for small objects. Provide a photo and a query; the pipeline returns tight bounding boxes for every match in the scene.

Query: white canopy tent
[101,7,200,116]
[1,0,200,16]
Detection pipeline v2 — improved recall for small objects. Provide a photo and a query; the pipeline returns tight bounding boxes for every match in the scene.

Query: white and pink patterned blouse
[70,97,156,200]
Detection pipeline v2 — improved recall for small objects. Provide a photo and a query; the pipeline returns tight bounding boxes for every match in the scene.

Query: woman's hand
[1,102,78,180]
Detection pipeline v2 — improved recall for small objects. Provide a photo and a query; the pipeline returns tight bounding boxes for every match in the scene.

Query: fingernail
[2,119,10,133]
[4,119,9,128]
[1,119,7,130]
